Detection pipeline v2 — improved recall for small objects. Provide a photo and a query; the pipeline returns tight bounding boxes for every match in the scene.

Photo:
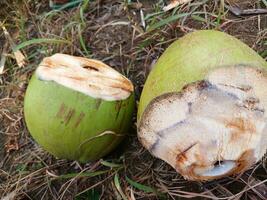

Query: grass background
[0,0,267,199]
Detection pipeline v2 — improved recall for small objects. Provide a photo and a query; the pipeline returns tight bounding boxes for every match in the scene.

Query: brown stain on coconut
[176,143,198,165]
[95,99,102,110]
[115,101,123,120]
[182,80,209,93]
[218,83,252,92]
[42,58,54,68]
[115,101,122,111]
[66,75,86,81]
[119,106,127,130]
[111,82,133,93]
[83,65,99,72]
[56,103,67,118]
[225,117,256,142]
[175,148,256,181]
[176,152,187,164]
[230,149,256,175]
[56,104,77,126]
[74,112,86,128]
[64,108,76,125]
[175,144,214,181]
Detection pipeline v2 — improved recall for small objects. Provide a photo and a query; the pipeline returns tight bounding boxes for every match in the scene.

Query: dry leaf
[163,0,193,11]
[2,26,26,68]
[0,43,8,74]
[1,191,16,200]
[13,50,26,68]
[5,136,19,153]
[130,188,136,200]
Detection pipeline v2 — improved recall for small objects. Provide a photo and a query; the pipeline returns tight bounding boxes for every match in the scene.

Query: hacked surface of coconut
[37,53,133,101]
[24,54,134,162]
[138,65,267,181]
[137,30,267,181]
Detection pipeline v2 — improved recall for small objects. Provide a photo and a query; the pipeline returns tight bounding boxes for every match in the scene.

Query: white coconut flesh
[138,65,267,181]
[36,53,133,101]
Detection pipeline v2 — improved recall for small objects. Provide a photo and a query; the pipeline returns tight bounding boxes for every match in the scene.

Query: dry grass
[0,0,267,199]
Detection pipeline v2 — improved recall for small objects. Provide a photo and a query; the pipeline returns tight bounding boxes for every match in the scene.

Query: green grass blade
[144,11,164,21]
[147,13,190,32]
[114,173,128,200]
[78,24,91,56]
[14,38,71,51]
[126,176,156,193]
[100,160,123,168]
[215,0,225,29]
[191,14,207,23]
[191,14,217,27]
[79,0,90,26]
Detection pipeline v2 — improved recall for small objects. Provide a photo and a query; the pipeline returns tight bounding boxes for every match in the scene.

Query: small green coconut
[138,30,267,181]
[24,54,134,163]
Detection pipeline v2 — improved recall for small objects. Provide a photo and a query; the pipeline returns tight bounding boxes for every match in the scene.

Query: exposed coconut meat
[138,65,267,181]
[36,54,133,101]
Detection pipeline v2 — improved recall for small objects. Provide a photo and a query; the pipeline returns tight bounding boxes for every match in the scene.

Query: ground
[0,0,267,199]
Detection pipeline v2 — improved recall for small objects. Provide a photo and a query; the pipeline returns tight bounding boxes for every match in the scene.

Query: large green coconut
[138,30,267,120]
[24,54,134,163]
[138,30,267,181]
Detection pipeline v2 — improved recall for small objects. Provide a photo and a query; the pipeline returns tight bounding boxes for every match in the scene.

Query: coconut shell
[137,30,267,181]
[24,54,135,162]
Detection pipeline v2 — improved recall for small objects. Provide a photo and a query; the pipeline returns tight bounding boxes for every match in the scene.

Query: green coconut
[24,54,134,163]
[137,30,267,181]
[138,30,267,120]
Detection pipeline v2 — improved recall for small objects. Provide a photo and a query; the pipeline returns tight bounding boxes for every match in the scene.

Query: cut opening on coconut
[197,160,236,177]
[36,53,134,101]
[138,65,267,181]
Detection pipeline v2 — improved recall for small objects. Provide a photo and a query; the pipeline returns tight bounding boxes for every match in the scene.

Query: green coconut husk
[137,30,267,121]
[24,54,135,163]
